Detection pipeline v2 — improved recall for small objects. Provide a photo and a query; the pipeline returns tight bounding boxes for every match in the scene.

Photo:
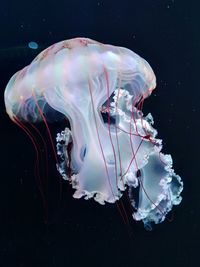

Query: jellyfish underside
[4,38,183,228]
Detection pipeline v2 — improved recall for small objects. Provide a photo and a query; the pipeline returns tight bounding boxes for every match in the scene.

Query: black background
[0,1,199,266]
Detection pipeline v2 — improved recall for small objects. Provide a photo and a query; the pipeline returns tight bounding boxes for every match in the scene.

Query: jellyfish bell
[4,37,183,229]
[28,41,39,50]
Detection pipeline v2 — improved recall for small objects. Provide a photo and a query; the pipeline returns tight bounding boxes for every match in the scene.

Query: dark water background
[0,1,199,266]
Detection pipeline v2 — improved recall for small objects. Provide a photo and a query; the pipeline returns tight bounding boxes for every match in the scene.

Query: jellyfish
[4,37,183,228]
[28,41,39,50]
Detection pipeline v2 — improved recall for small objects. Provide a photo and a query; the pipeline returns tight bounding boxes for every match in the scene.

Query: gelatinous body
[28,41,38,50]
[4,38,183,228]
